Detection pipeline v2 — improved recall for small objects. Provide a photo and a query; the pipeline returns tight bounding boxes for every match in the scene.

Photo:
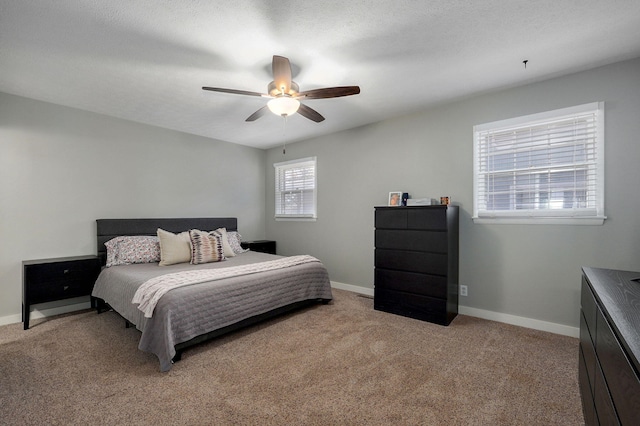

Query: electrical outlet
[459,285,468,297]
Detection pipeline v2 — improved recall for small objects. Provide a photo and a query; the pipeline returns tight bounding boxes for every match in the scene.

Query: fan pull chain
[282,115,287,154]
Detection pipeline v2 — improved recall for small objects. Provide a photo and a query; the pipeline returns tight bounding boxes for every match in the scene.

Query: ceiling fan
[202,55,360,123]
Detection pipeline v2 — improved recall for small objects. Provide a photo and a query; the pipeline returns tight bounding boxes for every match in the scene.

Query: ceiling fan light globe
[267,97,300,117]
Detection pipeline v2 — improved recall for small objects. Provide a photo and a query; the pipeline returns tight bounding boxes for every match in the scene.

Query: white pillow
[157,228,191,266]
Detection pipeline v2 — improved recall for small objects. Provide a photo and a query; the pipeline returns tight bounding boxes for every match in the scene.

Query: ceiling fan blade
[202,87,267,97]
[272,55,292,95]
[245,106,269,122]
[296,86,361,99]
[297,103,325,123]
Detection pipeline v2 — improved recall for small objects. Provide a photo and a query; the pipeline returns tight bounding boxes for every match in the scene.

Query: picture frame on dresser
[388,192,402,206]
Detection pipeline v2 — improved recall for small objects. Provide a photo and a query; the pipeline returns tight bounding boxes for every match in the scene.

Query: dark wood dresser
[374,205,459,326]
[579,267,640,425]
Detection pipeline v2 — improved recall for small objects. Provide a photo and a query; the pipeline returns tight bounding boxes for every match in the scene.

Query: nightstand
[240,240,276,255]
[22,255,102,330]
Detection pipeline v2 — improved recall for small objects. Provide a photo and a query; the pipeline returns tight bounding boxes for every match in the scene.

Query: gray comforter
[92,251,333,371]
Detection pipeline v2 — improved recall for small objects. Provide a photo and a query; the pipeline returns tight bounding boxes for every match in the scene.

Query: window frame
[274,156,317,221]
[473,102,605,225]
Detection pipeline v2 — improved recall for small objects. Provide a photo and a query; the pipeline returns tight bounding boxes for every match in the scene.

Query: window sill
[275,217,317,222]
[472,216,606,225]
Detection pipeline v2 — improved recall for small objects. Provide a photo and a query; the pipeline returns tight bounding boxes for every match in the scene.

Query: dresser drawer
[374,288,449,325]
[375,249,447,276]
[375,206,449,230]
[375,269,447,299]
[375,208,408,229]
[595,306,640,424]
[593,358,619,425]
[581,277,597,340]
[25,259,100,283]
[578,346,597,426]
[375,230,447,253]
[579,312,597,395]
[407,208,447,230]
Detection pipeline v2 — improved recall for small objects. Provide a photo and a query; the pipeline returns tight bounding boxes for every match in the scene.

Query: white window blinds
[274,157,317,219]
[473,102,605,224]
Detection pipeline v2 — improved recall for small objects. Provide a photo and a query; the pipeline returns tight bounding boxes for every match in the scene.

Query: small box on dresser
[22,255,102,330]
[374,205,459,326]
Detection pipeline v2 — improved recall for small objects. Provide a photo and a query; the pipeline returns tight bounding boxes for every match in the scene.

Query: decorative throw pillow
[104,236,160,267]
[227,231,247,255]
[105,238,119,268]
[213,227,236,258]
[157,228,191,266]
[189,229,225,264]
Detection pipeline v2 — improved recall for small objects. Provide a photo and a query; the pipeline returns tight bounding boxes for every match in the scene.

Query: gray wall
[2,57,638,329]
[265,57,640,329]
[0,93,266,321]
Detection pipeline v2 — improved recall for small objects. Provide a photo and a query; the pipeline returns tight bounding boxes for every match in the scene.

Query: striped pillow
[212,227,236,257]
[189,229,225,264]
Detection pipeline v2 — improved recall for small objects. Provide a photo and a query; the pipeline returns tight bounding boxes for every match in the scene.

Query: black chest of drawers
[374,205,459,326]
[22,255,102,330]
[579,267,640,425]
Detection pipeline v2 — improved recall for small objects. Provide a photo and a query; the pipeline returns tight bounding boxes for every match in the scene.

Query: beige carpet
[0,289,583,425]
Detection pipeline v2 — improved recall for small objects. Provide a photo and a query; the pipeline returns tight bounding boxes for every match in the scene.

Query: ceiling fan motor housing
[268,81,299,97]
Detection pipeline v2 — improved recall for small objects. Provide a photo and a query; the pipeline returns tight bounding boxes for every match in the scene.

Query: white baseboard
[459,305,579,338]
[0,301,92,327]
[330,282,579,338]
[331,281,374,297]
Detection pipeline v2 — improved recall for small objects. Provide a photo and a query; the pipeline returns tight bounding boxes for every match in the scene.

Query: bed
[91,218,333,372]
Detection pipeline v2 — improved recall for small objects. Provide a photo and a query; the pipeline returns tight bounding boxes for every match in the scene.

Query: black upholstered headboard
[96,217,238,265]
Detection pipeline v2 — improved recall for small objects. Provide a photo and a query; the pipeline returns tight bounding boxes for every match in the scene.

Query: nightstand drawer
[25,260,100,284]
[27,278,95,304]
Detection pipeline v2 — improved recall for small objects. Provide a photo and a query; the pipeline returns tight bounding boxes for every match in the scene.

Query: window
[473,102,605,225]
[274,157,317,220]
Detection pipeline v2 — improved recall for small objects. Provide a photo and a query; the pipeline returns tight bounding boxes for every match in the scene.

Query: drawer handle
[63,285,69,291]
[63,269,70,274]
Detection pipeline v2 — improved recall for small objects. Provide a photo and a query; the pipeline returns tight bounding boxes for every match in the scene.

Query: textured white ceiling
[2,1,640,149]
